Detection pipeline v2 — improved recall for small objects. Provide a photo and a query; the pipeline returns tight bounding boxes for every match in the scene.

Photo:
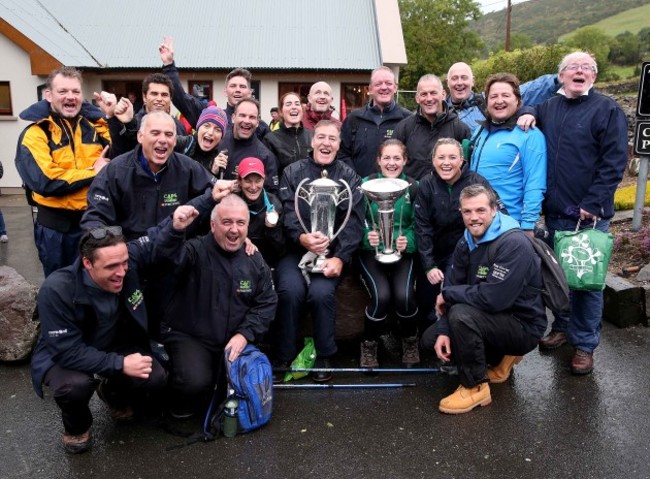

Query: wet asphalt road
[1,195,650,479]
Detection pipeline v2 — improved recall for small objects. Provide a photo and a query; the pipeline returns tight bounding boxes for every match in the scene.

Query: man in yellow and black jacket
[15,67,112,277]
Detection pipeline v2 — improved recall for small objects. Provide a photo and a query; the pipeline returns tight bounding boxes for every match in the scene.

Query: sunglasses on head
[88,226,123,240]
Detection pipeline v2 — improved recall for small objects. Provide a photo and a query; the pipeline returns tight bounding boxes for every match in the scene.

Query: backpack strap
[487,228,520,265]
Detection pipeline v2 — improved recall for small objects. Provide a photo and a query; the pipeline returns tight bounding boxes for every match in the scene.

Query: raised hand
[93,91,118,118]
[159,35,175,65]
[172,205,199,230]
[114,97,134,123]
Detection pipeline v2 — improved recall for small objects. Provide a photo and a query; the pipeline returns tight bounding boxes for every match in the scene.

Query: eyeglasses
[563,63,596,72]
[88,226,123,240]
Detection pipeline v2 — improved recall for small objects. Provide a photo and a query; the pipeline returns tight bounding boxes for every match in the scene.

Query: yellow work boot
[438,383,491,414]
[487,355,523,384]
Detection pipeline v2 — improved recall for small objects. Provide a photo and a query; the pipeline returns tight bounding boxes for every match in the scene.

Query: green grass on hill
[559,4,650,41]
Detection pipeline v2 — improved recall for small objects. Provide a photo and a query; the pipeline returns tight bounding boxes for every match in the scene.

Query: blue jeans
[34,223,82,277]
[0,208,6,235]
[273,253,342,362]
[545,217,610,352]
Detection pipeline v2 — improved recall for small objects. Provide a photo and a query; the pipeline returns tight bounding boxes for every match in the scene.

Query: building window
[278,83,312,106]
[188,81,212,104]
[341,83,368,116]
[0,82,13,115]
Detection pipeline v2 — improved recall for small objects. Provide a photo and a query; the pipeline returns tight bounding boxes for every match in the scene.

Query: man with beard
[338,67,411,178]
[15,66,112,277]
[423,184,546,414]
[273,120,364,382]
[393,74,471,180]
[301,81,341,131]
[216,98,279,195]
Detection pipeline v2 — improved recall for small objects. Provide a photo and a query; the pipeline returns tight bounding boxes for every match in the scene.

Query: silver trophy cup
[361,178,410,264]
[295,171,353,273]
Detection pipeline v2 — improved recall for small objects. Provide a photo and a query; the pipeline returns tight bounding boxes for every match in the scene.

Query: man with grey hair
[302,81,341,130]
[82,111,216,241]
[338,66,411,177]
[157,194,277,418]
[393,73,471,180]
[518,51,628,375]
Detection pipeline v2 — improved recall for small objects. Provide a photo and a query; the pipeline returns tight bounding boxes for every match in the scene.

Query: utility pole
[505,0,512,52]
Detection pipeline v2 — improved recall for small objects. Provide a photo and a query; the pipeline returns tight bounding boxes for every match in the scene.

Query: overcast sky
[476,0,531,14]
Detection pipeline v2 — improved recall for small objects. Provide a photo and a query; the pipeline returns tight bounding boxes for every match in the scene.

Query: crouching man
[158,194,277,418]
[31,206,198,453]
[421,185,547,414]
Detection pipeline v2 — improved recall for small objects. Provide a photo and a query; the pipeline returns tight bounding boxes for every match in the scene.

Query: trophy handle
[294,177,312,235]
[329,179,354,244]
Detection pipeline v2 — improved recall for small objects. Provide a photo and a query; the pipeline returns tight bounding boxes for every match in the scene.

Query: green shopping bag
[554,219,613,291]
[283,337,316,382]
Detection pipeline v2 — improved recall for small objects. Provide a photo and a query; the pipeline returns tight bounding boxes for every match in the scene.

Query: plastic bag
[284,337,316,382]
[554,220,613,291]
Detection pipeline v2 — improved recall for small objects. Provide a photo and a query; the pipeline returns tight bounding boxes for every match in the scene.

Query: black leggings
[358,250,418,338]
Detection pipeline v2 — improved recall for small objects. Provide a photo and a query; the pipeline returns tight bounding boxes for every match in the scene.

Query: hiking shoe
[571,349,594,375]
[539,331,567,350]
[488,355,523,384]
[96,380,134,422]
[0,234,7,243]
[401,336,420,368]
[63,429,91,454]
[438,383,492,415]
[169,407,194,420]
[360,340,379,368]
[311,357,333,383]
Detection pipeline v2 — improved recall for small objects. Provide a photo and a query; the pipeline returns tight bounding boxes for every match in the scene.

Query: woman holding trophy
[358,140,419,369]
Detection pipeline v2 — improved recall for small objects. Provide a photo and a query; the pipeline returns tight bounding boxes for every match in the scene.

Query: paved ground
[1,194,650,479]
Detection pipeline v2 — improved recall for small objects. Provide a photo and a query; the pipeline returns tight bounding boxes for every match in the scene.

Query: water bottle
[223,396,239,438]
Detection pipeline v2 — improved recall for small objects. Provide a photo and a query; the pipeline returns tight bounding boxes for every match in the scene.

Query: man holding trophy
[274,120,364,382]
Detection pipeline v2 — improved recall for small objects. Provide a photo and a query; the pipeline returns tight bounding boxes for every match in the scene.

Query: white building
[0,0,407,190]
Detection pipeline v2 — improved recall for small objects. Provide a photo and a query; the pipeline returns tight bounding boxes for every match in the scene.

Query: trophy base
[375,252,401,264]
[310,256,327,274]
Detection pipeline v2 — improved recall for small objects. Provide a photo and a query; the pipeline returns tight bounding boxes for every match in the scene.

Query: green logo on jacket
[128,289,144,310]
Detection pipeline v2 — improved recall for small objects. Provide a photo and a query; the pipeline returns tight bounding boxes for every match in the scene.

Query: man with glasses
[518,51,628,375]
[30,205,197,454]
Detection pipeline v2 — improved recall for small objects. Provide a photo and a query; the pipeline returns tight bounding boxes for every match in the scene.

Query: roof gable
[0,0,389,70]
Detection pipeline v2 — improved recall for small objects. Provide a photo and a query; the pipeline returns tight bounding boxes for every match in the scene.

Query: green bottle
[223,396,239,438]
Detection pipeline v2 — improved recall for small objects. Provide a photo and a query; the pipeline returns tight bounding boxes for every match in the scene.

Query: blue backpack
[203,345,273,440]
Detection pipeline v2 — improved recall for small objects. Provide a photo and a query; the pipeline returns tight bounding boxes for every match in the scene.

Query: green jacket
[361,173,418,254]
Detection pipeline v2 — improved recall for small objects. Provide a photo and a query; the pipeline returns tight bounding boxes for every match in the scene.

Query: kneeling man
[423,184,547,414]
[30,206,198,453]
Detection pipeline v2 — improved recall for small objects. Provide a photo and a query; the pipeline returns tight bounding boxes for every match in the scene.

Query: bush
[471,45,571,91]
[614,181,650,210]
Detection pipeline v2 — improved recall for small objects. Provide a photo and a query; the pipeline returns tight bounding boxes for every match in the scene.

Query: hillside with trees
[472,0,650,52]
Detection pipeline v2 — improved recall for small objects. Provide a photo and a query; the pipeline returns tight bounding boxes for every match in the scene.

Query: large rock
[0,266,39,362]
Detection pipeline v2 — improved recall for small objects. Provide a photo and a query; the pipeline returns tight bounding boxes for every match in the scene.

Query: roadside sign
[638,62,650,117]
[634,120,650,155]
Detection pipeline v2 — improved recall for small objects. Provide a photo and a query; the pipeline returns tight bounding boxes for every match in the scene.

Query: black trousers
[421,304,538,388]
[44,350,166,435]
[162,330,226,412]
